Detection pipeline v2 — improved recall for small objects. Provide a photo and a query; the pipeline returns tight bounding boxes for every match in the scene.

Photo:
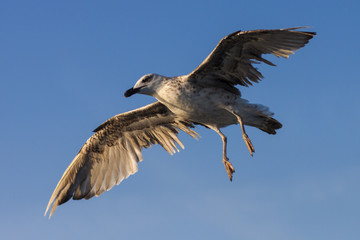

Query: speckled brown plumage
[45,27,315,218]
[45,102,198,217]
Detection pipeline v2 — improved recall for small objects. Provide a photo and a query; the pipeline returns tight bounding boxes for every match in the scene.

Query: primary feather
[45,102,198,217]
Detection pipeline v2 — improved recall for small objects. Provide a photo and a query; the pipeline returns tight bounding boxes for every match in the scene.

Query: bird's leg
[231,112,255,156]
[210,126,235,181]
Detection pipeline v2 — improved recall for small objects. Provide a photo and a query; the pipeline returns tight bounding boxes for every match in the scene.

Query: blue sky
[1,0,359,239]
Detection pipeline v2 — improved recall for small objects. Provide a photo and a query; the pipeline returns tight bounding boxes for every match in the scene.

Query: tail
[240,102,282,135]
[253,115,282,134]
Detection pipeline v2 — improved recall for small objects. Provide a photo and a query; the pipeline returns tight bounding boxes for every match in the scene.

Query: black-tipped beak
[124,87,141,98]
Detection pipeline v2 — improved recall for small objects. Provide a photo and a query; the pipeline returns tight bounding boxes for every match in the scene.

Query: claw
[223,158,235,181]
[242,133,255,156]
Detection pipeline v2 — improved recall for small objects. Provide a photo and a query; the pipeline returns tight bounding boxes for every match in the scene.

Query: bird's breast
[155,83,239,127]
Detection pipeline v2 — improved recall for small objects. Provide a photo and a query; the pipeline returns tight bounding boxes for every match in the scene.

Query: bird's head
[124,73,164,98]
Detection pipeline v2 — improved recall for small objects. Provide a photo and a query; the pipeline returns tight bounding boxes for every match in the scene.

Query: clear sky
[1,0,359,239]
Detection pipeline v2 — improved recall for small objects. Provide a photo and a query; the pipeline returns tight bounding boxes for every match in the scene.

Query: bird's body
[155,76,239,127]
[45,27,315,218]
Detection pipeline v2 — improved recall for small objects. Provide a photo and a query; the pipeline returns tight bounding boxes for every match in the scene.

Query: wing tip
[282,26,310,30]
[44,201,56,219]
[44,193,56,219]
[282,26,316,36]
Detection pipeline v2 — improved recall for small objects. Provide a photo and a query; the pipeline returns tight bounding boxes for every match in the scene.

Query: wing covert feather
[188,27,316,87]
[45,101,198,218]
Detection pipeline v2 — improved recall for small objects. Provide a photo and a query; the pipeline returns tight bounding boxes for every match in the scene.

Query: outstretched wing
[187,27,315,87]
[45,101,199,218]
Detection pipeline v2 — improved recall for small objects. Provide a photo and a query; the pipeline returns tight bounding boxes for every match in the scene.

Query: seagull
[45,27,315,217]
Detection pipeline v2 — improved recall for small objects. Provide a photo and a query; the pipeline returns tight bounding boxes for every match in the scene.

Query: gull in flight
[45,27,315,217]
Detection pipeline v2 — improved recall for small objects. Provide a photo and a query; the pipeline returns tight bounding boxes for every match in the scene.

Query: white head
[124,73,164,98]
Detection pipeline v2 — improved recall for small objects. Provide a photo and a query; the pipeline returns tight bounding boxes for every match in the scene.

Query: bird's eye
[142,76,151,83]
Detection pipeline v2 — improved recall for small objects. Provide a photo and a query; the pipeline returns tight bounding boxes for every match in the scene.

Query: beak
[124,87,142,98]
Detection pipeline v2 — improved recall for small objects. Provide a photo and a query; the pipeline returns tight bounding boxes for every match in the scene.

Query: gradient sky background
[1,0,359,239]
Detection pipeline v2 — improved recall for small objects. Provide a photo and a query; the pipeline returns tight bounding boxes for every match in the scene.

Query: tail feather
[257,115,282,134]
[240,102,282,134]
